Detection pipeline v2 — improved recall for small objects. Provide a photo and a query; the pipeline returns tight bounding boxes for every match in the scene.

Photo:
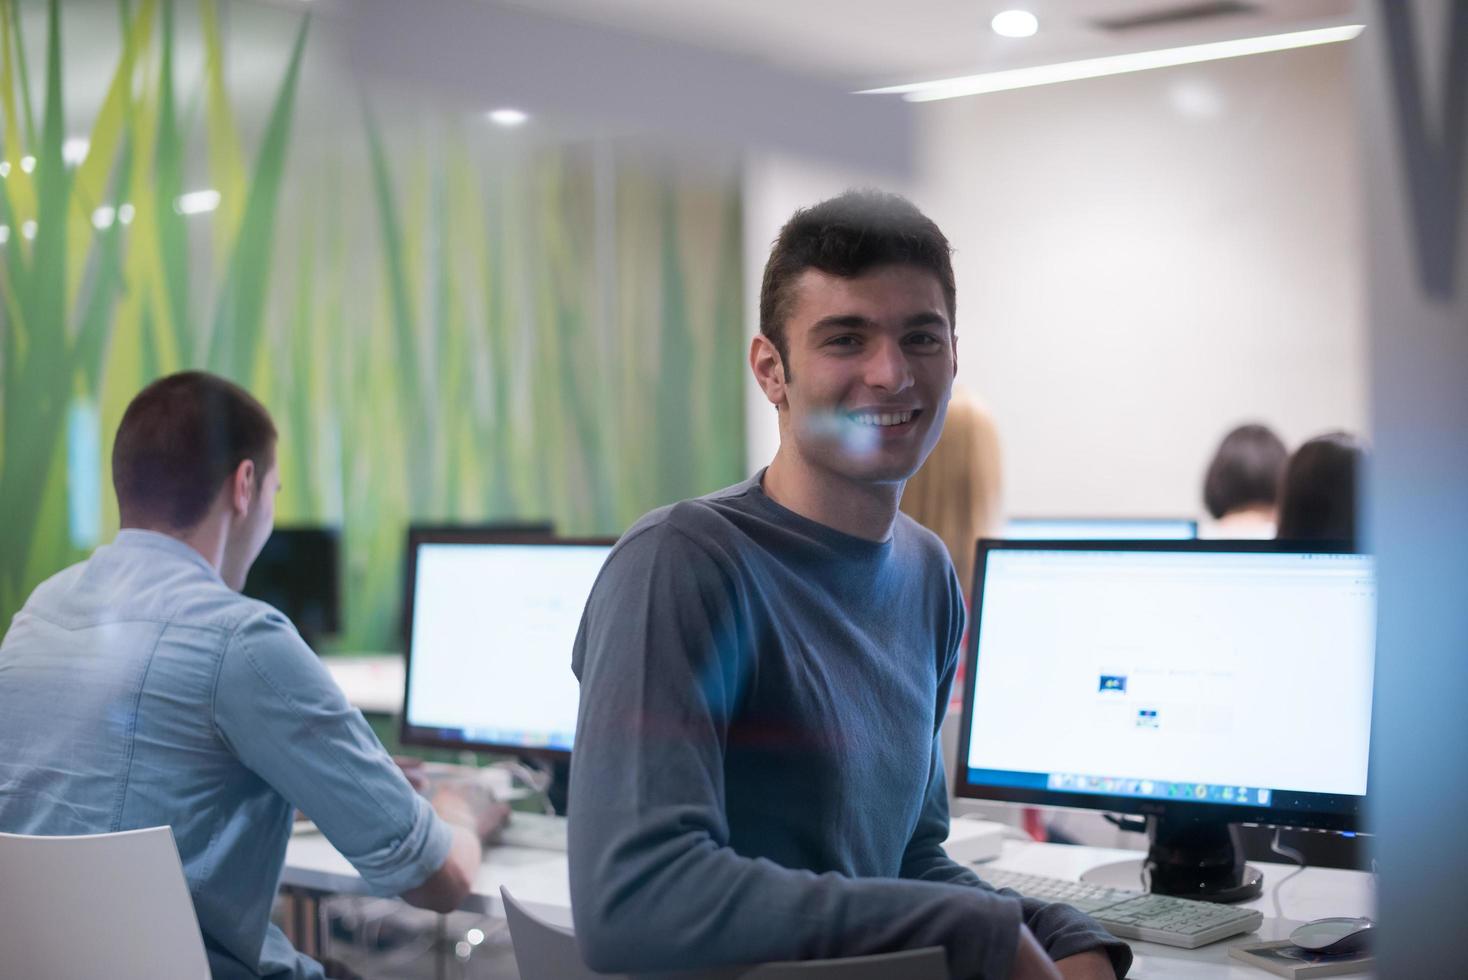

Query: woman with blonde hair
[900,386,1004,603]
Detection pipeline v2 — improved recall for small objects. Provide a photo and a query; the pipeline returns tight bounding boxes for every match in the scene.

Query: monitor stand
[1080,815,1263,903]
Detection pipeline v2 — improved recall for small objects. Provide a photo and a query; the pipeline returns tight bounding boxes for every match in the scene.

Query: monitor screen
[1002,517,1198,540]
[957,541,1375,830]
[400,533,613,757]
[242,526,341,648]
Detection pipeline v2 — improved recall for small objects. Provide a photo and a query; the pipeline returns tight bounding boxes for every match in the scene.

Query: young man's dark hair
[758,189,957,372]
[111,371,277,530]
[1276,431,1366,543]
[1202,423,1289,520]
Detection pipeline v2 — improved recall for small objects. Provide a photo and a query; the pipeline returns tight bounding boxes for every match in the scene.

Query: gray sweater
[568,474,1131,980]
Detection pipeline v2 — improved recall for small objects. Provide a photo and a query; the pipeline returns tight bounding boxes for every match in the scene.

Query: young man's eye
[826,335,860,348]
[906,332,942,347]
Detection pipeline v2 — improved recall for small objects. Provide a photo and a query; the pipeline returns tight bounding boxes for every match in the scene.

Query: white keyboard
[497,811,568,852]
[979,868,1263,949]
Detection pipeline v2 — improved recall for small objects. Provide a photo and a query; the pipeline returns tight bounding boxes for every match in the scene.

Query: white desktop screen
[964,547,1376,809]
[1002,518,1197,540]
[404,541,612,752]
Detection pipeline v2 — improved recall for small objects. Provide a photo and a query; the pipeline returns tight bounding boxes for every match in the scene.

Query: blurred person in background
[1200,423,1289,538]
[0,371,508,980]
[1276,431,1367,545]
[900,385,1004,611]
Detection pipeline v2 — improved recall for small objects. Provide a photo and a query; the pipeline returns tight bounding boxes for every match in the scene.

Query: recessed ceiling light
[62,138,90,165]
[991,10,1039,39]
[174,189,222,216]
[487,108,529,127]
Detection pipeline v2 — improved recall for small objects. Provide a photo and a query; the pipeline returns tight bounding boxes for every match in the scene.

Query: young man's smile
[771,262,957,488]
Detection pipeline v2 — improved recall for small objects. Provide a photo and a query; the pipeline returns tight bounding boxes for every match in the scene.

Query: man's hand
[1055,950,1119,980]
[431,780,511,845]
[1008,925,1063,980]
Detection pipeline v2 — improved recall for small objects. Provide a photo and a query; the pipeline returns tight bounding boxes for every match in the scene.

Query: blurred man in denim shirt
[0,371,506,980]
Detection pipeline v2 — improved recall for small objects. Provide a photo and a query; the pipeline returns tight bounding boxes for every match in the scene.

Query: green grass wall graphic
[0,0,746,650]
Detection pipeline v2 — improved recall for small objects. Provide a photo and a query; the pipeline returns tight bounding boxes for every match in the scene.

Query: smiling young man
[568,192,1131,980]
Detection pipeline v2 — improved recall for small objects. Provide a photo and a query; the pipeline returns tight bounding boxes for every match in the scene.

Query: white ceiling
[493,0,1359,89]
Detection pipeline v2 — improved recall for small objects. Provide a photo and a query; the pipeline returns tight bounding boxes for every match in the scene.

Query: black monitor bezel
[399,527,614,761]
[243,524,343,638]
[1003,516,1200,539]
[954,537,1371,833]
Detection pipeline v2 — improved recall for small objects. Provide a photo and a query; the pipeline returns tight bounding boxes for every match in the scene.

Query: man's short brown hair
[758,189,957,369]
[112,371,277,530]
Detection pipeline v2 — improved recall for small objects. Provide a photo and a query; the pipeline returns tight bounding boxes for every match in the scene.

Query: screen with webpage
[1003,518,1197,540]
[965,548,1375,809]
[405,541,612,751]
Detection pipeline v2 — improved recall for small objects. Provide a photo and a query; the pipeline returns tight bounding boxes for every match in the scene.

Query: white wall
[744,43,1368,519]
[917,43,1366,519]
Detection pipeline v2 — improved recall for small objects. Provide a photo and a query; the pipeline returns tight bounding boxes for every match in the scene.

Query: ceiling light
[19,155,35,173]
[991,10,1039,38]
[863,23,1364,102]
[92,206,116,230]
[21,220,37,240]
[117,203,136,225]
[62,138,89,165]
[174,189,221,216]
[0,161,9,178]
[487,108,529,127]
[0,225,9,244]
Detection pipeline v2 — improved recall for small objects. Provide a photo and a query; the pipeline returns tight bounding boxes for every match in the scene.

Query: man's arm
[569,522,1028,980]
[898,648,1133,979]
[213,610,500,907]
[401,782,511,913]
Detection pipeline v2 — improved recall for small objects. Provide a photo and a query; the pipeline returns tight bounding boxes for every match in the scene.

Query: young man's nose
[864,338,915,393]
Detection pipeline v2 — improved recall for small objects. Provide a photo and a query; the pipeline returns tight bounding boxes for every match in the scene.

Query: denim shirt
[0,530,452,979]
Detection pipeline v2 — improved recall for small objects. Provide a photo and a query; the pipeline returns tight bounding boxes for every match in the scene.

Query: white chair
[0,826,210,980]
[501,887,948,980]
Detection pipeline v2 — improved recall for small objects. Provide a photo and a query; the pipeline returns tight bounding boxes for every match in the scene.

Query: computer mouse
[1290,917,1374,955]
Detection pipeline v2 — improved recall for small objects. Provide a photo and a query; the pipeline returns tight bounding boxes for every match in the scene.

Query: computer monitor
[242,526,342,650]
[396,522,556,645]
[1002,517,1198,540]
[399,529,614,760]
[955,539,1375,902]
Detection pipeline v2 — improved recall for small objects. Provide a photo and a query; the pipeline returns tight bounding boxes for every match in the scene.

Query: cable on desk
[492,758,557,815]
[1268,828,1308,921]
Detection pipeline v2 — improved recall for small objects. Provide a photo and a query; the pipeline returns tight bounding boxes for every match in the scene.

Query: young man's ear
[231,459,256,517]
[750,334,788,410]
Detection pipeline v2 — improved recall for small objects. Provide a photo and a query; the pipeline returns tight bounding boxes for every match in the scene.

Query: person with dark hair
[1200,423,1289,538]
[569,191,1129,980]
[1276,431,1367,543]
[0,371,507,980]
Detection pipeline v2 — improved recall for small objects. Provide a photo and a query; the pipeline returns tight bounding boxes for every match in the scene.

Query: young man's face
[766,263,957,487]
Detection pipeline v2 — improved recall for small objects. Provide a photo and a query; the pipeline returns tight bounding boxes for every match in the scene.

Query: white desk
[281,836,1374,977]
[322,654,404,716]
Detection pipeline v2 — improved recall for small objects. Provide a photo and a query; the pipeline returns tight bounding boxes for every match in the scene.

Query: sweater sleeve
[898,618,1134,978]
[567,522,1029,980]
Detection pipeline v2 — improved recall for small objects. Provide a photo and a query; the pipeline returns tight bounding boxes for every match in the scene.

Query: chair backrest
[502,886,629,980]
[500,887,948,980]
[0,826,210,980]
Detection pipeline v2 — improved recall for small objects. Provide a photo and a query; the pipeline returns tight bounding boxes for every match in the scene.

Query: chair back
[0,826,210,980]
[500,887,947,980]
[502,886,629,979]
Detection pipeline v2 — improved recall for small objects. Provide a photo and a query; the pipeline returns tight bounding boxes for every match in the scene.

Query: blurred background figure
[1277,431,1368,545]
[899,386,1004,608]
[1200,423,1289,539]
